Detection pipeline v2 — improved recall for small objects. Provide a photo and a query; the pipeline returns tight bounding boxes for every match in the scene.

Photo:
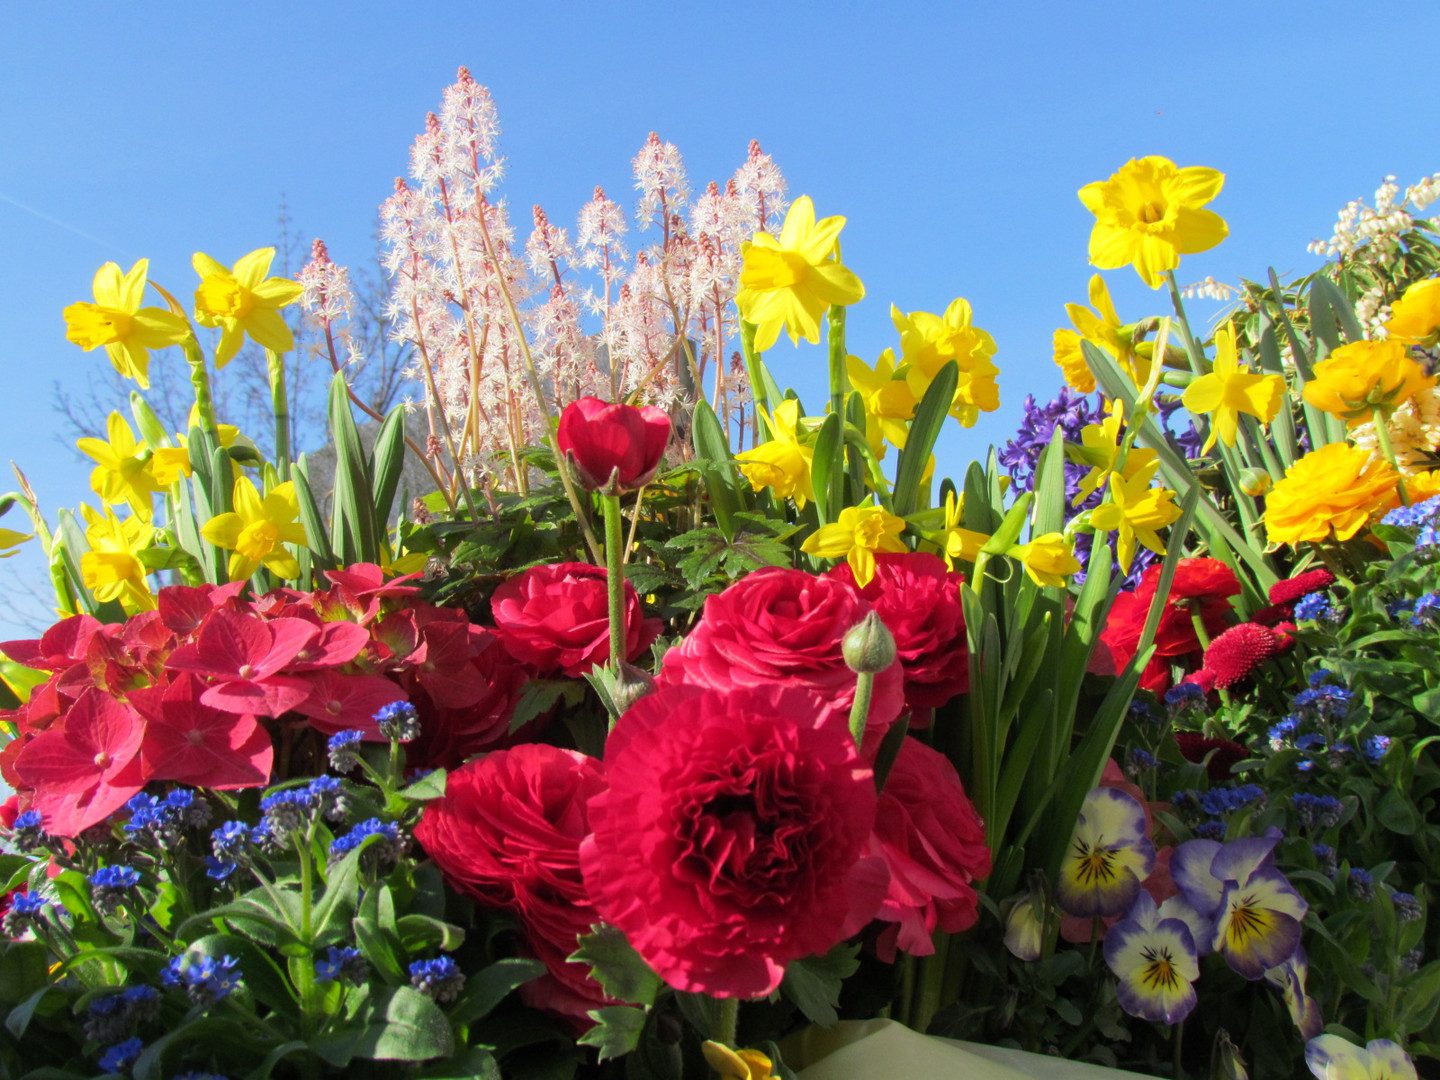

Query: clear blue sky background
[1,1,1437,635]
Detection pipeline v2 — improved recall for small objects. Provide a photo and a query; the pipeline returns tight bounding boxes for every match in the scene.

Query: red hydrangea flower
[491,563,659,678]
[1174,732,1249,782]
[1268,568,1336,607]
[556,396,671,492]
[165,610,316,717]
[828,553,969,718]
[872,738,991,960]
[130,673,272,790]
[415,744,611,1026]
[1101,558,1240,692]
[659,567,904,742]
[580,683,889,998]
[1203,622,1280,687]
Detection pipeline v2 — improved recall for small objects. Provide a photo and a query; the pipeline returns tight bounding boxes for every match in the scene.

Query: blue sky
[1,1,1437,634]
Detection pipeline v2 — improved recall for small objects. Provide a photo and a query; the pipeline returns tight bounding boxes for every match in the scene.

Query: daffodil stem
[848,671,874,750]
[602,493,626,670]
[182,335,221,446]
[740,321,768,443]
[266,350,291,475]
[712,996,739,1048]
[827,305,848,515]
[1371,407,1409,505]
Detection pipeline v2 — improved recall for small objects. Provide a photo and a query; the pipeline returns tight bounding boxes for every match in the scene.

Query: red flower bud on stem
[556,396,671,493]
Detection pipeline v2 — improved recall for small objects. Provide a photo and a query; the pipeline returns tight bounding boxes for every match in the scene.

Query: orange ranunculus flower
[1264,442,1400,546]
[1385,276,1440,347]
[1302,340,1436,425]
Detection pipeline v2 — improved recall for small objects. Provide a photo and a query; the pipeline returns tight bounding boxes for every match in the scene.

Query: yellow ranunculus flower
[193,247,305,367]
[1079,157,1229,289]
[736,399,815,509]
[1303,340,1436,425]
[1052,328,1097,394]
[893,299,1001,427]
[736,196,865,353]
[800,501,908,587]
[1007,532,1081,589]
[1264,442,1400,546]
[1182,323,1285,452]
[1089,472,1181,573]
[76,412,190,522]
[201,476,309,581]
[1385,276,1440,347]
[80,504,156,612]
[62,259,190,389]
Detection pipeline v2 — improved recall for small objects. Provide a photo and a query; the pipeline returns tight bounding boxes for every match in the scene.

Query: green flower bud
[842,610,896,675]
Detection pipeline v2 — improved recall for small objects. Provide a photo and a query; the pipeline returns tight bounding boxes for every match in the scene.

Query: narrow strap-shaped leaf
[810,412,843,525]
[291,455,336,570]
[893,360,958,517]
[328,373,377,564]
[1310,275,1366,345]
[691,399,744,539]
[370,404,409,529]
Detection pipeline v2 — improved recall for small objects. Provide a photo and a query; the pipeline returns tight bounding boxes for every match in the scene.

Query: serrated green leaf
[779,943,860,1027]
[569,925,661,1006]
[577,1006,647,1062]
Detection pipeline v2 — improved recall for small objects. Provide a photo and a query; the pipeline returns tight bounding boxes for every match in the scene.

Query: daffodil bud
[842,610,896,675]
[1238,467,1273,497]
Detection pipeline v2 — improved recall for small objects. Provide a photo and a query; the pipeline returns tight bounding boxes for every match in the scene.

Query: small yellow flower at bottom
[701,1042,775,1080]
[201,476,308,581]
[1007,532,1081,588]
[801,501,907,588]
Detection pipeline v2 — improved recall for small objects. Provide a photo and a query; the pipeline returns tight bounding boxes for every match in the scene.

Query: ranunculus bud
[1237,467,1273,497]
[842,610,897,675]
[556,396,671,493]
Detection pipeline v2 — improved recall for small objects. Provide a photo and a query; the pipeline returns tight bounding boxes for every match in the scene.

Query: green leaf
[1376,788,1420,835]
[290,456,336,570]
[810,412,843,525]
[779,943,860,1027]
[691,400,743,539]
[240,1041,310,1080]
[132,1016,239,1080]
[396,913,465,954]
[397,768,448,802]
[509,679,587,735]
[577,1006,647,1062]
[448,956,546,1026]
[4,985,52,1039]
[569,925,661,1006]
[418,1046,503,1080]
[371,404,410,528]
[312,986,455,1064]
[893,360,958,517]
[328,372,378,564]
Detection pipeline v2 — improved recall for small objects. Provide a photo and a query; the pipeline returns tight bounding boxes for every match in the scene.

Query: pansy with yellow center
[1303,340,1436,426]
[800,499,907,588]
[79,504,156,613]
[1006,532,1081,589]
[201,476,308,581]
[893,300,1001,428]
[1385,276,1440,348]
[77,412,192,522]
[1055,786,1155,918]
[62,259,190,388]
[1265,947,1323,1041]
[735,195,865,352]
[736,399,815,508]
[1103,891,1199,1025]
[193,247,305,367]
[1182,323,1285,452]
[1305,1035,1417,1080]
[1079,156,1229,288]
[1089,470,1181,573]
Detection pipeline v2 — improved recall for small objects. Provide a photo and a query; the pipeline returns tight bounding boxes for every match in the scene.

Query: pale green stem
[182,335,220,446]
[602,493,626,670]
[1371,407,1410,505]
[848,670,875,749]
[266,349,291,474]
[712,996,739,1047]
[827,305,849,516]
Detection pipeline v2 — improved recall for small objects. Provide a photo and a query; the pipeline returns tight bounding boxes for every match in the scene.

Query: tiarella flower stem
[602,493,626,670]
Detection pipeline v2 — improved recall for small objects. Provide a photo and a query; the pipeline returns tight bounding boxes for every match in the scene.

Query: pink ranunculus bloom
[556,396,671,493]
[658,567,904,743]
[580,683,889,999]
[871,737,991,961]
[491,563,659,679]
[828,552,970,719]
[414,744,612,1027]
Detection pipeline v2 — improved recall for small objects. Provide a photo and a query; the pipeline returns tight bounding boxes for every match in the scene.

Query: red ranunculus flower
[491,563,659,678]
[872,738,990,960]
[580,683,889,998]
[1100,558,1240,692]
[557,396,671,492]
[659,567,904,742]
[414,744,612,1026]
[828,552,969,718]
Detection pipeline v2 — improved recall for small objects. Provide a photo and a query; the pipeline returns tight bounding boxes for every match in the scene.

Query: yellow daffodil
[1385,276,1440,347]
[702,1042,776,1080]
[0,529,33,558]
[1089,471,1181,573]
[62,259,190,389]
[201,476,308,580]
[1007,532,1081,588]
[1070,401,1159,507]
[847,351,916,455]
[76,412,192,521]
[940,489,990,569]
[1052,328,1097,393]
[1079,157,1228,288]
[800,500,908,587]
[735,195,865,352]
[736,399,815,508]
[1303,340,1436,425]
[80,504,156,613]
[193,247,305,367]
[1181,323,1285,452]
[893,300,1001,427]
[176,403,241,449]
[1066,274,1151,387]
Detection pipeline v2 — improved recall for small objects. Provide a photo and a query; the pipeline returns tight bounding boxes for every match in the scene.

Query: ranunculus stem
[848,670,874,748]
[1371,407,1410,505]
[602,493,626,669]
[712,995,739,1048]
